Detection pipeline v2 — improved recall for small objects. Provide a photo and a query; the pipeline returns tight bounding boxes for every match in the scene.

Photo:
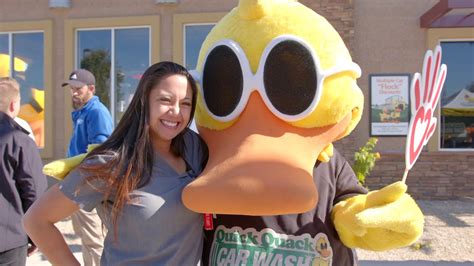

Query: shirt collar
[0,112,30,135]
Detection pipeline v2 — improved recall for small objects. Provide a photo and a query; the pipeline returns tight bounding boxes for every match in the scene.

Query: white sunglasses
[191,34,361,122]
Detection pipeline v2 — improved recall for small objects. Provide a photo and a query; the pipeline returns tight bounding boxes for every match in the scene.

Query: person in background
[23,62,208,265]
[62,69,114,265]
[0,77,47,266]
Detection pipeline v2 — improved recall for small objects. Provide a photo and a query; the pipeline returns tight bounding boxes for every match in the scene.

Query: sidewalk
[26,217,83,266]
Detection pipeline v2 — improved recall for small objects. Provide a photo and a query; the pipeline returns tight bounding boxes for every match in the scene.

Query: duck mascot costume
[45,0,424,265]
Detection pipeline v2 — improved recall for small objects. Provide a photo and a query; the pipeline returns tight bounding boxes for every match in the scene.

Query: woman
[23,62,208,265]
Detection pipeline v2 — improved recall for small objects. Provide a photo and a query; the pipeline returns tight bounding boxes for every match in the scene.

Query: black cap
[62,69,95,88]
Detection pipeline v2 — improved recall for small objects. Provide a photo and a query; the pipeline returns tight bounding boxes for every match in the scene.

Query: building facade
[1,0,472,199]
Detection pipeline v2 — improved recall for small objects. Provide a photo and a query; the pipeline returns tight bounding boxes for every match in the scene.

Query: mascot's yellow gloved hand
[332,181,424,251]
[43,144,100,180]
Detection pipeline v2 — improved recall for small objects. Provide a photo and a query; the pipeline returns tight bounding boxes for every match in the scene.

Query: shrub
[353,137,380,185]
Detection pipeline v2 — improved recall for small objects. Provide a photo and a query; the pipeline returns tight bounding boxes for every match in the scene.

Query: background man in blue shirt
[62,69,113,266]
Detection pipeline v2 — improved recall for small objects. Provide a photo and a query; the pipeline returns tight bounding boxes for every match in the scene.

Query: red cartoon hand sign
[405,46,447,176]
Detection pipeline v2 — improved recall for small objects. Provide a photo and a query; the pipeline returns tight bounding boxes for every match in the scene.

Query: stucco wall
[351,0,438,152]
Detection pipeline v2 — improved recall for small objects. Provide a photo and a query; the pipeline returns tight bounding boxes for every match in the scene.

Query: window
[184,24,215,70]
[1,32,44,147]
[439,41,474,150]
[173,13,225,132]
[426,28,474,152]
[76,27,150,123]
[173,13,226,67]
[64,16,160,142]
[0,20,53,157]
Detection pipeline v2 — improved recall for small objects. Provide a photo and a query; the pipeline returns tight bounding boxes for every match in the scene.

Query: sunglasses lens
[202,45,243,118]
[264,40,317,116]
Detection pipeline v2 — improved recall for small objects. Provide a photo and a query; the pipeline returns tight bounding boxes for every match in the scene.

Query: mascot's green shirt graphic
[210,226,332,266]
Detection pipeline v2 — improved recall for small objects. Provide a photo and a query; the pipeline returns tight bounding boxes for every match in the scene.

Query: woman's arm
[23,183,81,266]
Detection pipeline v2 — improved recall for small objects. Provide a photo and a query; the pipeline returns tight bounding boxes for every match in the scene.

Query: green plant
[353,137,380,185]
[409,239,432,254]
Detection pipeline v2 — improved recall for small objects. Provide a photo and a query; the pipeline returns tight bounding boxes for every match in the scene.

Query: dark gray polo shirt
[60,129,208,265]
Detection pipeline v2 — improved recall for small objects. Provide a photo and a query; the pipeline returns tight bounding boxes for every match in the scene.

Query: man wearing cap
[62,69,113,266]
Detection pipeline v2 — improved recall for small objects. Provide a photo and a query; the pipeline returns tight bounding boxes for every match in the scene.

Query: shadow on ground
[418,198,474,227]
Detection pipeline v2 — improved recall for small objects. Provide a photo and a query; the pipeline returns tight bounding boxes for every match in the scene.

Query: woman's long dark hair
[79,61,198,235]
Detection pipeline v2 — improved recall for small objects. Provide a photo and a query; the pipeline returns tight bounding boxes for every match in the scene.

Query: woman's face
[148,74,193,146]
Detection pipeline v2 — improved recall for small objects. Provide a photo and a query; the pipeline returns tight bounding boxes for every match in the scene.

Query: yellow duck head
[0,54,28,78]
[315,235,332,259]
[182,0,364,215]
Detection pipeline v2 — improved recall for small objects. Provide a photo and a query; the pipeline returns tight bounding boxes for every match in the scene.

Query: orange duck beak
[182,92,351,215]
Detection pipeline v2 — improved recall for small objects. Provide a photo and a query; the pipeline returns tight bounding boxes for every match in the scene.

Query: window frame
[427,27,474,152]
[0,20,53,158]
[172,13,226,66]
[172,13,225,132]
[75,26,152,123]
[64,16,160,150]
[182,23,216,70]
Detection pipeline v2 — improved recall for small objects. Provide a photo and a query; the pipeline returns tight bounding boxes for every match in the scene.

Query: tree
[80,49,123,110]
[466,81,474,93]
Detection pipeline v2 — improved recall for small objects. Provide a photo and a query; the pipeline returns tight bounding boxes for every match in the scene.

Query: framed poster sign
[370,74,410,136]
